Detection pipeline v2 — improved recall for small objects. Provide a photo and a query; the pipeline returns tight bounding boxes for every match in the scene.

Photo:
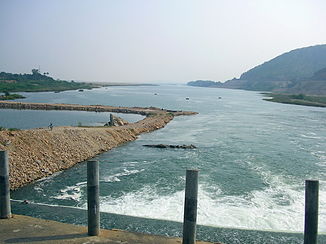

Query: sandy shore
[0,101,197,190]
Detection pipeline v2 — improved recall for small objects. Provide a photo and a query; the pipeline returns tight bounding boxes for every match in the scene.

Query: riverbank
[263,93,326,107]
[0,101,197,190]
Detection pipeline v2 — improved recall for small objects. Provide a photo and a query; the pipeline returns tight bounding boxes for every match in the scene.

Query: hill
[311,67,326,80]
[188,44,326,95]
[187,80,222,87]
[240,44,326,82]
[0,69,95,93]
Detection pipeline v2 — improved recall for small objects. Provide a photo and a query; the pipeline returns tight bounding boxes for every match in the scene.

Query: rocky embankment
[0,101,195,116]
[0,101,197,190]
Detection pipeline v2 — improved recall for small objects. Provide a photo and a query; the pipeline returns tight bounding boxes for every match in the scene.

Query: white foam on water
[197,183,306,232]
[33,171,65,192]
[122,161,140,167]
[300,134,322,139]
[95,170,326,232]
[218,157,326,232]
[311,150,326,167]
[75,181,87,186]
[35,171,63,183]
[33,187,44,193]
[102,168,144,182]
[245,159,325,232]
[52,185,82,201]
[98,186,184,222]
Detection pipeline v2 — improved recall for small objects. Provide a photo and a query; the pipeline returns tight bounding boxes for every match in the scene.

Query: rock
[104,114,129,126]
[143,144,197,149]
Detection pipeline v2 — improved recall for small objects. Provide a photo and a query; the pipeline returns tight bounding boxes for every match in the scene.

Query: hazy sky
[1,0,325,83]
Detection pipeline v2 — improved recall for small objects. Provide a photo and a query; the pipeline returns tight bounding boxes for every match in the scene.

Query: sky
[1,0,325,83]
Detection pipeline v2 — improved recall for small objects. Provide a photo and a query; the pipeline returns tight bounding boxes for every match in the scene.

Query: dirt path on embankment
[0,102,197,190]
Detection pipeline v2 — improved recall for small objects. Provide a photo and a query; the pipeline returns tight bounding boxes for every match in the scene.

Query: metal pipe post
[0,150,11,219]
[182,169,199,244]
[304,180,319,244]
[87,160,100,236]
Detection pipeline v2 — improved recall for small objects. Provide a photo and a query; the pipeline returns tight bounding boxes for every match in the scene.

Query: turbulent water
[3,85,326,243]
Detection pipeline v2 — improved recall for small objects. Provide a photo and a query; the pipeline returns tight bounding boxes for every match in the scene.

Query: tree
[32,69,40,75]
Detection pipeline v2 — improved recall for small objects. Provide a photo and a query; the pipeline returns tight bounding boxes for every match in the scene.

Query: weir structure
[0,150,322,243]
[0,149,202,242]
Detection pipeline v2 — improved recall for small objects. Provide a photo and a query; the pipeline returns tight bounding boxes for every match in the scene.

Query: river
[2,84,325,243]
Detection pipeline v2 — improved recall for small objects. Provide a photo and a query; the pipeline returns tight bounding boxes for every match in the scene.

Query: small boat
[186,97,190,100]
[218,97,222,99]
[78,89,84,92]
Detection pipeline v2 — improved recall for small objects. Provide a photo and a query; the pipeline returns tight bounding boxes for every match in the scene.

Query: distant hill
[188,44,326,95]
[187,80,222,87]
[240,44,326,82]
[0,70,95,92]
[311,67,326,80]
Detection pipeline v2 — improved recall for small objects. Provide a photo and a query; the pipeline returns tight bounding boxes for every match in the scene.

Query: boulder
[143,144,197,149]
[105,114,129,126]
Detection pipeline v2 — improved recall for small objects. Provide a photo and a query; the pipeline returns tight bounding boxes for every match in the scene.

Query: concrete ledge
[0,215,217,244]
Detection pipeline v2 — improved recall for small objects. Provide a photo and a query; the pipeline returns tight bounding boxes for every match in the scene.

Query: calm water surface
[3,85,325,243]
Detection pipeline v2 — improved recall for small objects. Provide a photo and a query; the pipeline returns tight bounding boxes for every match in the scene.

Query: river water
[2,85,326,243]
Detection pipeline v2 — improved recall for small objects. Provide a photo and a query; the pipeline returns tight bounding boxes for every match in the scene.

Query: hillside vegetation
[0,92,25,100]
[240,44,326,82]
[0,69,94,93]
[311,67,326,80]
[264,93,326,107]
[187,80,222,87]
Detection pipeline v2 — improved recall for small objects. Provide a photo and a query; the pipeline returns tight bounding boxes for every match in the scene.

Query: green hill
[188,44,326,95]
[187,80,222,87]
[0,70,94,93]
[240,44,326,82]
[311,67,326,80]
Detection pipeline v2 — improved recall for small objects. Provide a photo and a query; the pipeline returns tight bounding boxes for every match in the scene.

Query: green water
[4,85,326,243]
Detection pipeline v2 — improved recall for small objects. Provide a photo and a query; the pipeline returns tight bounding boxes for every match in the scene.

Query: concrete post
[0,150,11,219]
[304,180,319,244]
[109,114,114,126]
[182,169,199,244]
[87,160,100,236]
